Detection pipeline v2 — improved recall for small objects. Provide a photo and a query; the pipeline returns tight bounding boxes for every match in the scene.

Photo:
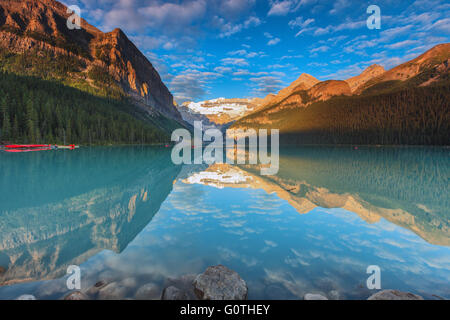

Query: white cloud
[102,0,207,33]
[385,40,420,49]
[267,0,313,16]
[170,69,222,103]
[249,76,285,96]
[329,0,350,15]
[228,49,262,58]
[221,58,249,66]
[268,38,281,46]
[424,18,450,33]
[214,66,233,73]
[218,0,256,17]
[268,0,294,16]
[310,45,329,53]
[288,17,315,29]
[307,62,328,67]
[216,16,262,38]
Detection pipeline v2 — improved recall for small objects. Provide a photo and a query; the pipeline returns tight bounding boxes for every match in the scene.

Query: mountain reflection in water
[0,146,448,299]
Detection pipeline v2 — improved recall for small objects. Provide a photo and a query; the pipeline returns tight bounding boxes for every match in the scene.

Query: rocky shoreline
[61,265,434,301]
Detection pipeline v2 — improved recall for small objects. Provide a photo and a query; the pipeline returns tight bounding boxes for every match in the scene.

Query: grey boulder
[304,293,328,300]
[85,280,108,298]
[98,282,128,300]
[64,291,89,300]
[161,286,189,300]
[193,265,248,300]
[135,283,160,300]
[368,290,424,300]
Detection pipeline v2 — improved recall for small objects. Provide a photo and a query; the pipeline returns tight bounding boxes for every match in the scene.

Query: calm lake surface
[0,146,449,300]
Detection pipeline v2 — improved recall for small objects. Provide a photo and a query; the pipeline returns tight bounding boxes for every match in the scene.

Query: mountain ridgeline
[231,44,450,145]
[0,0,185,145]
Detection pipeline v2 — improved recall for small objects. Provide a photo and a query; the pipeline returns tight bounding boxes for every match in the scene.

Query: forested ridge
[0,71,171,145]
[236,82,450,145]
[0,46,183,145]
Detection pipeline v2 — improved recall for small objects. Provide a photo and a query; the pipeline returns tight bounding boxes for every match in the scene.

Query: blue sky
[68,0,450,103]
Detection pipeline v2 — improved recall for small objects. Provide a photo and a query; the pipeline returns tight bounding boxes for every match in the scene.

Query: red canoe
[5,144,51,149]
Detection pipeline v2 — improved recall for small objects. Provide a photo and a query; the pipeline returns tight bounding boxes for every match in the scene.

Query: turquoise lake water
[0,146,449,299]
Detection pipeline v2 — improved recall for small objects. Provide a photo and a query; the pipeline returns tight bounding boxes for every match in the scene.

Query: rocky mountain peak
[283,73,320,93]
[345,64,386,92]
[362,64,385,75]
[0,0,182,121]
[296,73,320,86]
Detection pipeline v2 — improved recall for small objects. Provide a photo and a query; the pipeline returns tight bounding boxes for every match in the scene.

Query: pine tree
[26,98,38,142]
[12,116,19,140]
[2,110,11,140]
[0,96,10,140]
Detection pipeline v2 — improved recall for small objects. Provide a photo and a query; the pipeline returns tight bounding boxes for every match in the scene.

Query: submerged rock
[161,274,198,300]
[368,290,424,300]
[161,286,188,300]
[64,291,89,300]
[193,265,248,300]
[98,282,128,300]
[168,274,197,291]
[85,280,108,298]
[304,293,328,300]
[135,283,160,300]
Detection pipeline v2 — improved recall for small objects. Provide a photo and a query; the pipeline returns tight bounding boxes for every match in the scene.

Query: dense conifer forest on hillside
[0,71,170,145]
[236,83,450,145]
[0,47,183,145]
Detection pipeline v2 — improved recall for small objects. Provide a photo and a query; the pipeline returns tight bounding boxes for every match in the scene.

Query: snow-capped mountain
[177,98,263,129]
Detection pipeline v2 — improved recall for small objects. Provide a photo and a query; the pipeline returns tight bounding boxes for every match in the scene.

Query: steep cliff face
[94,28,181,120]
[0,0,182,121]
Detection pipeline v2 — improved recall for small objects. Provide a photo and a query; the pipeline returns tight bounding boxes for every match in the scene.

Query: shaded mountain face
[234,43,449,117]
[231,43,450,145]
[0,0,182,121]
